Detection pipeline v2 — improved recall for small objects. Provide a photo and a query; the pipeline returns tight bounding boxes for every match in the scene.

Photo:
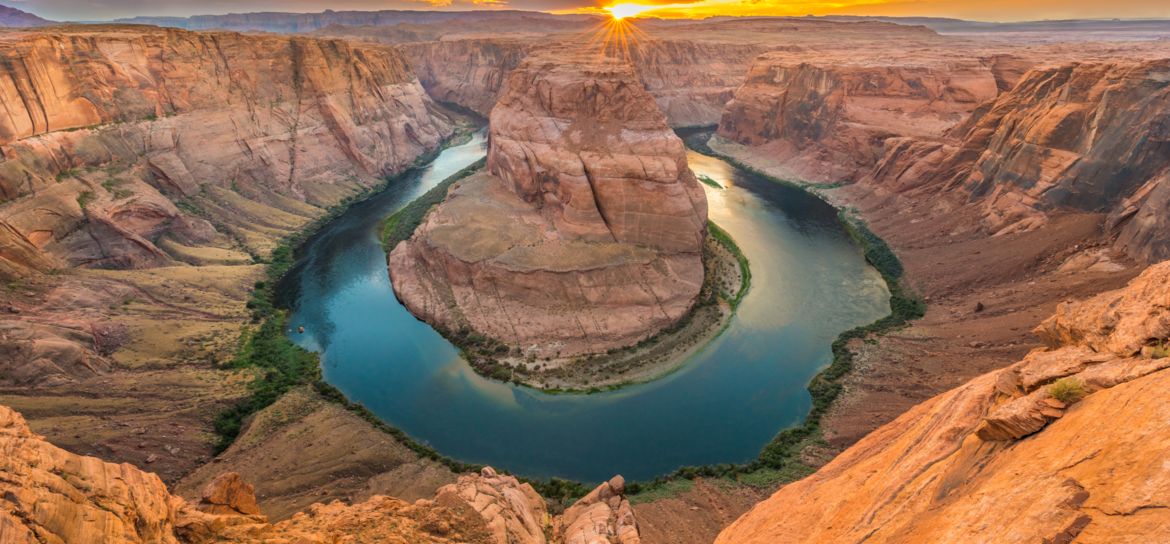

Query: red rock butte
[389,48,709,358]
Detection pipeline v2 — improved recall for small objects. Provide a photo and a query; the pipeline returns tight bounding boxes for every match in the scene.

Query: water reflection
[280,133,889,482]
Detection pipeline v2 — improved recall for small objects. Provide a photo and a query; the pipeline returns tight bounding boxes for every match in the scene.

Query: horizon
[6,1,1170,25]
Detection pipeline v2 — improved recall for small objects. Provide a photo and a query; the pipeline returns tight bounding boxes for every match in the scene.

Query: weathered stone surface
[716,261,1170,544]
[435,467,549,544]
[559,476,641,544]
[198,473,263,517]
[0,25,452,275]
[1036,261,1170,357]
[0,403,184,543]
[717,53,1003,183]
[863,60,1170,262]
[0,402,642,543]
[390,48,708,357]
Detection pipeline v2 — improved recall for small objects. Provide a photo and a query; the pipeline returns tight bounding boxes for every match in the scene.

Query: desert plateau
[1,1,1169,542]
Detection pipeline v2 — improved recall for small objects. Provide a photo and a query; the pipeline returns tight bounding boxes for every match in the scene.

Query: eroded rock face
[717,53,1004,183]
[863,60,1170,262]
[1,407,640,544]
[0,403,184,543]
[0,26,452,276]
[401,39,530,117]
[390,49,708,357]
[715,261,1170,544]
[559,476,640,544]
[435,467,549,544]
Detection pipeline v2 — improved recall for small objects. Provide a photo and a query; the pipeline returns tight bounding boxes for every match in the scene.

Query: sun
[606,3,654,20]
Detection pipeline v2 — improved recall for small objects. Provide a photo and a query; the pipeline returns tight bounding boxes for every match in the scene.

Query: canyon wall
[716,52,1009,183]
[389,48,708,358]
[864,59,1170,262]
[717,261,1170,543]
[0,401,641,543]
[0,26,452,276]
[400,35,767,128]
[400,39,530,117]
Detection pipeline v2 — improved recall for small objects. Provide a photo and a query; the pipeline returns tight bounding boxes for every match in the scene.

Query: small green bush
[1048,377,1087,404]
[1149,341,1169,359]
[76,191,95,209]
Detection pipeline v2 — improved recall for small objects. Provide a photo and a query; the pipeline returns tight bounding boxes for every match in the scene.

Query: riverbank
[381,168,752,393]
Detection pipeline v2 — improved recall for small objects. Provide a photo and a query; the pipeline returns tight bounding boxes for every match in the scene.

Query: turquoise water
[280,132,889,483]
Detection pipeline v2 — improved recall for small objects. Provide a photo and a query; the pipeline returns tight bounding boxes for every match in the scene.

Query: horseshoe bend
[1,5,1170,544]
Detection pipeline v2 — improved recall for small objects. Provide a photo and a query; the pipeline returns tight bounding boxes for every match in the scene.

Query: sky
[7,0,1170,23]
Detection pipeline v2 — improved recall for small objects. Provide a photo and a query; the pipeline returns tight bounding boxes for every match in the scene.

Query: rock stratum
[0,25,452,276]
[389,48,708,359]
[716,261,1170,543]
[0,24,457,482]
[718,50,1170,263]
[0,401,641,543]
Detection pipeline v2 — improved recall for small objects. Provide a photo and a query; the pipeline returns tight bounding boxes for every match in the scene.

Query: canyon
[388,46,711,377]
[1,6,1170,543]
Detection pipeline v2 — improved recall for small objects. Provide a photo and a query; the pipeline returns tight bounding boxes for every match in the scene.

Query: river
[279,131,889,483]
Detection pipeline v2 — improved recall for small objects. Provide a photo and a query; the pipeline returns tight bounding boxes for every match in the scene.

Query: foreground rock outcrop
[1,401,641,543]
[389,48,708,358]
[716,261,1170,543]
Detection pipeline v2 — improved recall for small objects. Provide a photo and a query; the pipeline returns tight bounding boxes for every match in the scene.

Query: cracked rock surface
[717,261,1170,543]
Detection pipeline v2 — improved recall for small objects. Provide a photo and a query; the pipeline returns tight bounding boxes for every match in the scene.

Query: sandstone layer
[389,49,708,358]
[716,52,1010,183]
[0,24,455,482]
[717,262,1170,543]
[1,400,642,543]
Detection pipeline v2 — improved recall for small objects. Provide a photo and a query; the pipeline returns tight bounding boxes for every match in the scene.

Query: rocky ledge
[0,401,641,543]
[388,48,709,369]
[716,261,1170,543]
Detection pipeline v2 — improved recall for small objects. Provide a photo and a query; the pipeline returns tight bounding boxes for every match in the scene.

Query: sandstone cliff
[0,25,452,275]
[389,48,708,359]
[400,39,530,117]
[716,52,1007,183]
[864,59,1170,263]
[716,261,1170,543]
[1,400,640,543]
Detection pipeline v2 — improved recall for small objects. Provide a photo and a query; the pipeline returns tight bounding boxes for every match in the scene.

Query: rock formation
[389,48,708,358]
[863,59,1170,262]
[401,39,530,117]
[1,400,641,543]
[717,52,1008,183]
[716,261,1170,543]
[0,25,452,276]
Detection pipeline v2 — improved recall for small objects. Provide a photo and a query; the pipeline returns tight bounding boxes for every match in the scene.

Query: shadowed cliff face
[717,261,1170,544]
[0,26,453,276]
[716,53,1005,183]
[389,49,708,358]
[864,60,1170,262]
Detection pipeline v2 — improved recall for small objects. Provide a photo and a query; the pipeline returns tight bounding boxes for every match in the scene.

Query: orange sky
[17,0,1170,23]
[575,0,1170,22]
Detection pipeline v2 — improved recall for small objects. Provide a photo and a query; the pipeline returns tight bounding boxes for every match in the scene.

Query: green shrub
[698,174,723,189]
[1048,377,1087,404]
[76,191,95,209]
[1149,341,1169,359]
